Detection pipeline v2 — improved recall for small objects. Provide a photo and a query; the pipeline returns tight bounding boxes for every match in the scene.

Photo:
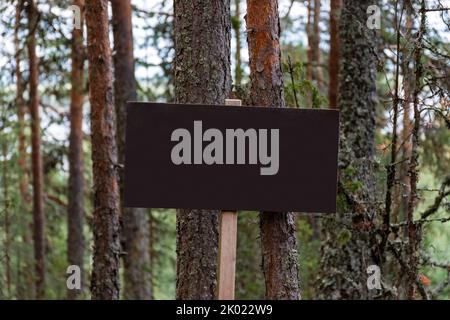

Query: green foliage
[281,57,327,109]
[235,212,265,299]
[150,209,176,299]
[296,217,320,299]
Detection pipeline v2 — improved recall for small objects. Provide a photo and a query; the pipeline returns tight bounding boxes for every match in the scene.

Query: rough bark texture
[85,0,121,300]
[174,0,231,300]
[26,0,46,300]
[246,0,300,300]
[328,0,341,109]
[67,0,85,300]
[111,0,152,300]
[317,0,378,299]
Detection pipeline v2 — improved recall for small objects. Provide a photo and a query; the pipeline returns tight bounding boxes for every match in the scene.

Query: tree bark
[233,0,243,86]
[407,0,426,299]
[174,0,231,300]
[328,0,341,109]
[317,0,378,300]
[15,0,29,203]
[85,0,121,300]
[246,0,300,300]
[400,0,413,225]
[2,136,11,297]
[67,0,85,300]
[313,0,323,90]
[26,0,46,300]
[15,0,35,300]
[306,0,313,108]
[111,0,152,300]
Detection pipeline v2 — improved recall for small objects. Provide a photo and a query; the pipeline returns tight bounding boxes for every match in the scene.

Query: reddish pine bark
[328,0,341,109]
[246,0,300,300]
[67,0,85,300]
[85,0,121,300]
[26,0,46,300]
[111,0,152,300]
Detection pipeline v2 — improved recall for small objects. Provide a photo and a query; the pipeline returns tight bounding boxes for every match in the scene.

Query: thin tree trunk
[306,0,313,107]
[26,0,45,300]
[233,0,243,86]
[407,0,426,299]
[328,0,341,109]
[148,210,155,300]
[2,138,11,297]
[246,0,300,300]
[67,0,85,300]
[313,0,323,90]
[400,0,413,226]
[15,1,29,203]
[111,0,152,300]
[174,0,231,300]
[85,0,121,300]
[15,0,35,299]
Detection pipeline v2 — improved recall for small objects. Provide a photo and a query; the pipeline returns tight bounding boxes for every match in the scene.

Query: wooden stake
[217,99,241,300]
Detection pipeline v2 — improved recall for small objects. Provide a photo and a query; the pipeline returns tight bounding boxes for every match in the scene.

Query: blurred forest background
[0,0,449,300]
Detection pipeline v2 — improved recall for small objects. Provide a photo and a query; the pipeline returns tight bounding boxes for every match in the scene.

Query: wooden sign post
[217,99,241,300]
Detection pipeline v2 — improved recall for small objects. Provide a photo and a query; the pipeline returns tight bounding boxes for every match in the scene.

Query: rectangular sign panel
[124,102,339,213]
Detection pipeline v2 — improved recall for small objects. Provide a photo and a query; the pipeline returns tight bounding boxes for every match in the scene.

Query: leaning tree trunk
[246,0,300,300]
[317,0,378,300]
[111,0,152,300]
[67,0,85,300]
[174,0,231,300]
[26,0,46,300]
[85,0,121,300]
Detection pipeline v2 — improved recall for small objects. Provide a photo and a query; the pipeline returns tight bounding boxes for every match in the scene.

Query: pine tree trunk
[306,0,313,107]
[85,0,121,300]
[400,0,413,226]
[328,0,341,109]
[15,0,35,299]
[174,0,231,300]
[233,0,243,86]
[26,0,46,300]
[67,0,85,300]
[111,0,152,300]
[317,0,378,300]
[16,1,29,203]
[313,0,323,90]
[2,137,11,297]
[246,0,300,300]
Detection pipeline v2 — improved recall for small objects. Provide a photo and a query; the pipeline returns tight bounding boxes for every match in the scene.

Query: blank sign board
[124,102,339,213]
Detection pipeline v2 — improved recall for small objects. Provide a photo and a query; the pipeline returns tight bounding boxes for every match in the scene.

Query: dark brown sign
[124,102,339,213]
